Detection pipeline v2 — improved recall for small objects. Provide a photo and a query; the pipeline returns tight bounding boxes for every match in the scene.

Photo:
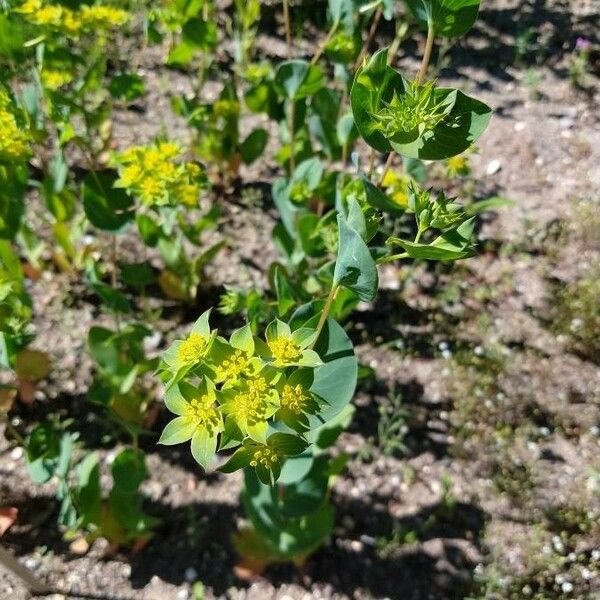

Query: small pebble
[184,567,198,582]
[486,159,502,175]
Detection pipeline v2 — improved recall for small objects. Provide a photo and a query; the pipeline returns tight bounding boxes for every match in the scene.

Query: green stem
[311,22,338,66]
[376,252,408,265]
[312,283,339,347]
[353,5,382,71]
[378,151,395,186]
[414,228,424,244]
[367,148,376,180]
[417,22,435,84]
[283,0,292,57]
[289,100,296,176]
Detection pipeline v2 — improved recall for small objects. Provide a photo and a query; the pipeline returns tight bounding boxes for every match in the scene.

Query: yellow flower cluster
[0,90,31,163]
[177,333,209,365]
[217,349,251,381]
[115,142,205,207]
[268,337,302,366]
[183,395,221,434]
[280,383,309,414]
[249,446,279,469]
[232,376,270,424]
[16,0,128,35]
[40,69,73,90]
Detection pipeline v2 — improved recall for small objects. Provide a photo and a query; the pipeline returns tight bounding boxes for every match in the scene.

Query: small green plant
[158,0,491,569]
[24,420,157,546]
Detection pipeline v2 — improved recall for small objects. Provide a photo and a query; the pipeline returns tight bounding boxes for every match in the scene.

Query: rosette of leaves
[158,308,357,485]
[350,48,491,160]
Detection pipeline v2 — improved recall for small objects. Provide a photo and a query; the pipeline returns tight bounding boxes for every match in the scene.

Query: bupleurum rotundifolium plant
[158,311,328,484]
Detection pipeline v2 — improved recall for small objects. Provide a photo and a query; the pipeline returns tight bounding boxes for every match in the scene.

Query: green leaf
[404,0,481,38]
[333,213,378,302]
[390,88,492,160]
[136,214,162,247]
[83,170,134,232]
[111,448,147,493]
[191,428,217,469]
[120,262,156,289]
[240,128,268,164]
[0,165,26,240]
[275,60,325,100]
[274,267,297,317]
[91,282,132,314]
[158,416,196,445]
[219,445,253,473]
[76,453,102,526]
[358,176,405,216]
[465,196,515,215]
[350,49,492,160]
[109,73,146,102]
[350,49,403,153]
[387,217,475,260]
[269,432,308,457]
[182,17,218,50]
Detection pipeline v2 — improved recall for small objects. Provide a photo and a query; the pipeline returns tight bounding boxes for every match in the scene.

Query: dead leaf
[0,507,18,537]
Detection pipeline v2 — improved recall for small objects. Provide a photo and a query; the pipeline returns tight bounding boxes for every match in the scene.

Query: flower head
[263,319,322,368]
[177,333,209,366]
[114,141,205,207]
[0,90,31,163]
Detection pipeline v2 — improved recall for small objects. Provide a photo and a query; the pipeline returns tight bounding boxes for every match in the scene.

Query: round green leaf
[350,49,492,160]
[404,0,481,38]
[275,60,325,100]
[82,170,134,232]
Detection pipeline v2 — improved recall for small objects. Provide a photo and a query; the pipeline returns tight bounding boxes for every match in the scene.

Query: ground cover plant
[1,0,599,599]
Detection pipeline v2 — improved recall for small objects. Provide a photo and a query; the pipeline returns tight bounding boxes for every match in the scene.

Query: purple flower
[576,37,592,51]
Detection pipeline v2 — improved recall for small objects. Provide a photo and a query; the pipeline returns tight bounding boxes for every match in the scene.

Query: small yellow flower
[174,182,198,207]
[446,155,470,177]
[119,164,143,187]
[217,349,250,381]
[177,333,209,365]
[138,175,165,204]
[249,446,279,468]
[268,337,302,365]
[183,394,221,434]
[41,69,72,90]
[80,5,129,28]
[155,160,179,181]
[157,141,181,160]
[185,162,201,178]
[0,92,31,163]
[280,383,309,414]
[141,148,163,170]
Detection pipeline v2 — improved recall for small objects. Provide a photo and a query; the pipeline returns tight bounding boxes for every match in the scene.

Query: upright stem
[367,148,376,180]
[312,283,339,347]
[311,22,338,66]
[111,236,121,332]
[378,151,396,186]
[353,6,382,71]
[289,100,296,175]
[283,0,292,57]
[417,23,435,84]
